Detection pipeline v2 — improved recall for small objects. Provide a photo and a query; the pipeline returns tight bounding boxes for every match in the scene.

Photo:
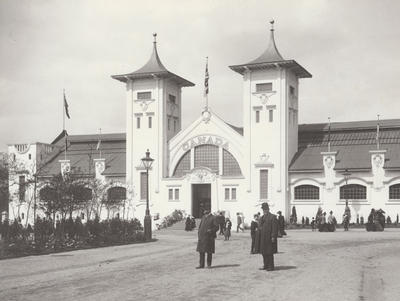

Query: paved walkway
[1,226,399,301]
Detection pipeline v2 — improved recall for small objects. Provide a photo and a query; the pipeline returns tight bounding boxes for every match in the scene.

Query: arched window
[39,186,57,201]
[222,149,242,176]
[340,184,366,200]
[74,187,92,201]
[294,185,320,200]
[194,145,219,173]
[389,184,400,200]
[108,187,126,201]
[173,150,190,177]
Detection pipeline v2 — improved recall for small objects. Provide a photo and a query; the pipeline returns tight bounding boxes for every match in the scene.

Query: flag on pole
[96,138,101,150]
[204,57,209,97]
[64,91,71,119]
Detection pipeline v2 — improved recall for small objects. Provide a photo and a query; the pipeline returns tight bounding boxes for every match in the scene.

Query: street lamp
[342,168,352,201]
[141,149,154,241]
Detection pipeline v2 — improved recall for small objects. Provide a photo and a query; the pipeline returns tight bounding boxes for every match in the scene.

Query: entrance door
[192,184,211,218]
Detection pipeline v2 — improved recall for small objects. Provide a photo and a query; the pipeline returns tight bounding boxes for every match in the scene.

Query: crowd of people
[194,204,286,271]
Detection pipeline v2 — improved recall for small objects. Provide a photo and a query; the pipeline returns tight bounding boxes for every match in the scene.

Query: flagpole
[98,128,102,159]
[328,117,331,152]
[63,89,67,161]
[205,56,209,110]
[377,114,380,150]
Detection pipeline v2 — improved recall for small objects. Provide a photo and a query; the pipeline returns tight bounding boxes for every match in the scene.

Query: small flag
[204,58,209,97]
[96,138,101,150]
[64,91,71,119]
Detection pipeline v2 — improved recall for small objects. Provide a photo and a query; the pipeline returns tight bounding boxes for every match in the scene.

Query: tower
[112,34,194,217]
[229,21,311,218]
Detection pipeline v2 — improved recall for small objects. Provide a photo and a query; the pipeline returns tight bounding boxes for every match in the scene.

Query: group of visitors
[366,208,386,232]
[184,215,196,231]
[195,203,284,271]
[313,202,352,232]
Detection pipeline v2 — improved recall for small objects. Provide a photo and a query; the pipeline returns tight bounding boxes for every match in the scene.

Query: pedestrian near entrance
[217,212,225,235]
[277,211,286,237]
[236,213,242,233]
[258,202,278,271]
[250,214,259,254]
[196,210,219,269]
[224,218,232,241]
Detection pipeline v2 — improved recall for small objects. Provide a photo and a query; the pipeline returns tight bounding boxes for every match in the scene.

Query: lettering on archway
[181,135,229,152]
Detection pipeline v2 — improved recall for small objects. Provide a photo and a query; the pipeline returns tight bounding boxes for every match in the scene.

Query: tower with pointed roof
[112,34,194,213]
[230,21,311,217]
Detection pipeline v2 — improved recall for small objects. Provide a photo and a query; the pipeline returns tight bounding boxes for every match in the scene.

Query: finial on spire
[153,33,157,43]
[270,19,275,31]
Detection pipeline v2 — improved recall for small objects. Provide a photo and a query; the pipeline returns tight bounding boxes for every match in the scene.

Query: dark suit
[259,212,278,270]
[250,220,258,253]
[196,214,219,267]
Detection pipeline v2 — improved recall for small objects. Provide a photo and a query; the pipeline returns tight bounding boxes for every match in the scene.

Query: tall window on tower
[269,110,274,122]
[256,83,273,92]
[136,117,141,129]
[260,170,268,200]
[148,116,152,128]
[19,175,26,202]
[255,110,260,123]
[140,172,148,200]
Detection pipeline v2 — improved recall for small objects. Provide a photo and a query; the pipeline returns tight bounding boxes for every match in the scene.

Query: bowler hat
[261,202,269,210]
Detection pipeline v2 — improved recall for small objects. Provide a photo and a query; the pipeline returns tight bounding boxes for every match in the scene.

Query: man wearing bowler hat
[196,209,219,269]
[259,202,279,271]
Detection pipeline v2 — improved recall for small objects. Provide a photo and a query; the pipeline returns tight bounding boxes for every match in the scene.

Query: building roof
[111,34,194,87]
[229,21,312,78]
[38,132,126,177]
[290,119,400,172]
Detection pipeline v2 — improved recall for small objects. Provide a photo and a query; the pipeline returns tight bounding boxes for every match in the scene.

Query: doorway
[192,184,211,218]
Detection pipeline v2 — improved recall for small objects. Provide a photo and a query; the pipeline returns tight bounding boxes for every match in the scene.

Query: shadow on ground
[274,265,296,271]
[209,264,240,269]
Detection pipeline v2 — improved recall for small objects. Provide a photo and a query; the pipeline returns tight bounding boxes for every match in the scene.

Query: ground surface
[0,226,399,301]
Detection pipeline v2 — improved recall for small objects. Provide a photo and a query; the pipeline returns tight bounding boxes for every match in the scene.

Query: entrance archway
[192,184,211,218]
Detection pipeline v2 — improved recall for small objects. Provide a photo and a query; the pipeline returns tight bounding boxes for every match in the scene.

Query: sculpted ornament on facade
[373,154,383,168]
[324,156,334,169]
[186,168,216,183]
[138,99,154,112]
[95,161,105,174]
[201,108,211,123]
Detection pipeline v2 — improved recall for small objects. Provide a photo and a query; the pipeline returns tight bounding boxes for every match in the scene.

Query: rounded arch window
[173,150,190,177]
[340,184,366,200]
[107,186,126,201]
[194,145,219,173]
[294,185,320,200]
[389,183,400,200]
[39,186,57,201]
[222,149,242,176]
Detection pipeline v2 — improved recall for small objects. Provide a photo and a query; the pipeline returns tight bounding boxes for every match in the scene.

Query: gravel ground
[0,227,399,301]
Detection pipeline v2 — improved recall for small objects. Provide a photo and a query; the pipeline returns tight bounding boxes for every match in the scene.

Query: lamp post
[342,168,352,201]
[141,149,154,241]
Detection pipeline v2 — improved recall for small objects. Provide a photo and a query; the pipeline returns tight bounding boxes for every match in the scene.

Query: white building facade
[8,25,400,227]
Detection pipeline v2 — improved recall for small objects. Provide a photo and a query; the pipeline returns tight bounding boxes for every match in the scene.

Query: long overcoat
[259,212,278,255]
[196,214,219,253]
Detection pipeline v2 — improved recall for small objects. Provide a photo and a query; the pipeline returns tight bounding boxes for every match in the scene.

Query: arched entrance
[192,183,211,218]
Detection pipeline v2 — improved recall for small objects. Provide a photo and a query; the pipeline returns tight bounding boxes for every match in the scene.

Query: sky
[0,0,399,152]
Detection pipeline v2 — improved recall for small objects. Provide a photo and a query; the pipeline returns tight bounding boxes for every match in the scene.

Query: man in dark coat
[196,210,219,269]
[259,202,278,271]
[277,211,286,237]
